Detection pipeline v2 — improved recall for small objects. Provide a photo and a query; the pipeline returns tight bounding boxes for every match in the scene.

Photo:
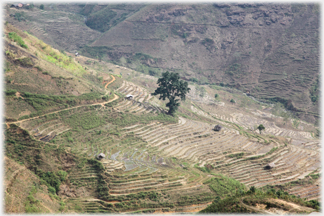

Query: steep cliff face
[5,3,320,123]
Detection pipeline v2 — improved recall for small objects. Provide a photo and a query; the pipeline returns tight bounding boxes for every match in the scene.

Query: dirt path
[39,202,54,213]
[105,75,116,89]
[268,198,315,213]
[8,75,118,125]
[239,200,273,214]
[6,162,26,192]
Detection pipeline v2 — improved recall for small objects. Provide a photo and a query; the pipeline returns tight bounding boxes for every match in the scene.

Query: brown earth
[5,3,319,124]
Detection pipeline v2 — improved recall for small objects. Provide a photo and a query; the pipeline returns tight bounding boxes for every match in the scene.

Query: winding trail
[8,75,118,125]
[105,74,116,89]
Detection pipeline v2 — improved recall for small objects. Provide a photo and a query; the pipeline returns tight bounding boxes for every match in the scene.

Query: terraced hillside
[5,3,320,124]
[4,20,320,214]
[7,71,320,213]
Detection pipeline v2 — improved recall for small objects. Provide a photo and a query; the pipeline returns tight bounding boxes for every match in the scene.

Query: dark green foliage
[26,3,34,9]
[194,164,210,173]
[87,159,104,171]
[80,46,114,60]
[201,38,216,51]
[306,200,320,211]
[225,63,242,77]
[48,186,56,194]
[189,78,199,83]
[148,192,158,201]
[202,184,320,213]
[215,93,219,98]
[227,152,244,159]
[77,158,87,168]
[309,76,319,104]
[25,187,41,213]
[200,196,252,213]
[37,171,62,193]
[17,57,34,67]
[97,174,109,199]
[5,89,17,96]
[257,124,265,134]
[86,7,117,32]
[152,71,190,115]
[40,4,44,10]
[8,32,28,49]
[57,170,68,181]
[249,186,256,194]
[14,12,27,22]
[230,99,236,103]
[34,66,42,71]
[310,174,320,179]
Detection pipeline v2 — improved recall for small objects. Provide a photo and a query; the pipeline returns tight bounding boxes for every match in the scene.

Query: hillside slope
[5,3,320,123]
[4,24,320,214]
[86,3,320,123]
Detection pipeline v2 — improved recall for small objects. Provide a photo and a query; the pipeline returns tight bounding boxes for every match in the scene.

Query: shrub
[230,99,236,103]
[5,89,17,96]
[40,4,44,10]
[48,186,56,194]
[34,66,42,71]
[17,57,34,67]
[14,12,26,22]
[249,186,256,194]
[190,78,199,83]
[57,170,68,181]
[38,171,61,193]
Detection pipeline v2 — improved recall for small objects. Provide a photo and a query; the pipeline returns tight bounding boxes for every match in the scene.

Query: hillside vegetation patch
[8,32,28,49]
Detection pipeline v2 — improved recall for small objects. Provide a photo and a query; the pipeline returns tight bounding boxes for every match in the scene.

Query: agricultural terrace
[4,25,320,213]
[7,73,320,213]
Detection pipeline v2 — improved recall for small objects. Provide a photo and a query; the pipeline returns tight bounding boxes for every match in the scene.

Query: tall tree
[152,71,190,115]
[257,124,265,134]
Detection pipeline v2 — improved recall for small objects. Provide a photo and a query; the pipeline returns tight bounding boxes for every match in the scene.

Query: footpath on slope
[7,75,118,126]
[105,75,116,89]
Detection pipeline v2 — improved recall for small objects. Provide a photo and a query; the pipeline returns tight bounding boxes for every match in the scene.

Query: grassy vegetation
[8,32,28,48]
[25,186,42,213]
[63,111,104,130]
[204,174,246,198]
[201,185,319,213]
[24,33,86,76]
[227,152,244,159]
[15,91,105,120]
[14,12,27,22]
[5,124,74,192]
[103,112,177,128]
[36,170,67,194]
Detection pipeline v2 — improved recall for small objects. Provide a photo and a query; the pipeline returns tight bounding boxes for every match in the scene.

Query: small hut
[265,162,275,169]
[125,94,134,100]
[97,153,105,160]
[213,125,222,131]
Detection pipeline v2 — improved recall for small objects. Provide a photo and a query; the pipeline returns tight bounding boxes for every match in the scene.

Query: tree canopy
[152,71,190,115]
[257,124,265,134]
